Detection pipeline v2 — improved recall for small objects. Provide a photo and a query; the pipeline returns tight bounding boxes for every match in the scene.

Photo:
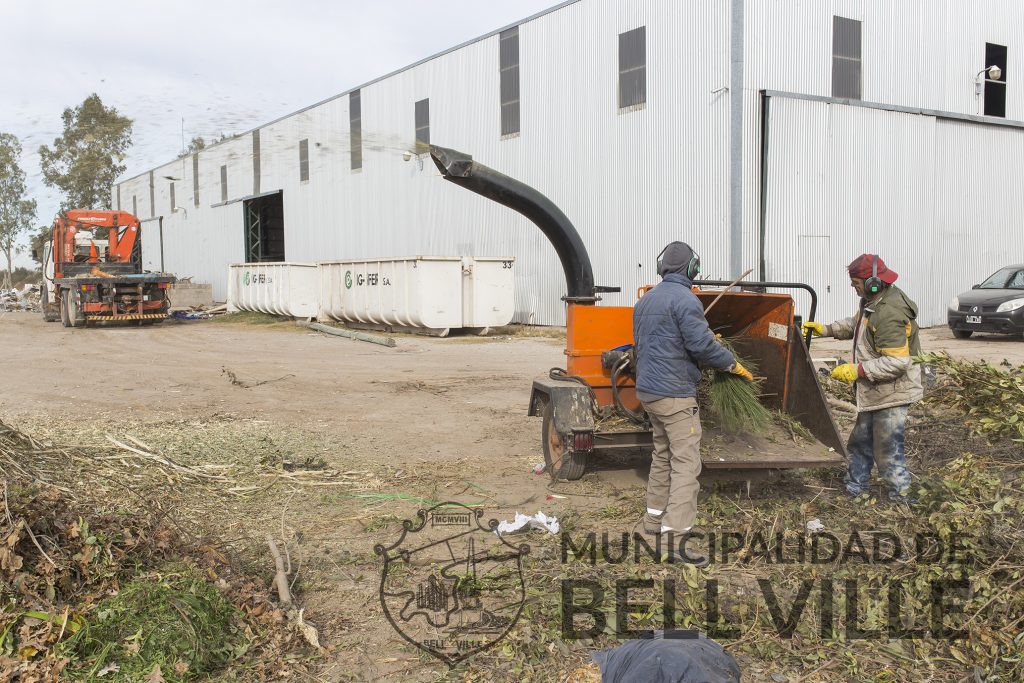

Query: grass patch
[65,563,247,682]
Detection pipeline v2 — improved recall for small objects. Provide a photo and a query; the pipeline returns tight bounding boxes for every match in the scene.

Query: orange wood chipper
[39,210,176,327]
[429,146,845,481]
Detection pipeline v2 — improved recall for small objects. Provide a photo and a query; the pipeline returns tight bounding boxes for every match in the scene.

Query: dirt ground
[2,310,1022,681]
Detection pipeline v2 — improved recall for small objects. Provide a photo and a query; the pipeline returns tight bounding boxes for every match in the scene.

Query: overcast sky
[0,0,562,268]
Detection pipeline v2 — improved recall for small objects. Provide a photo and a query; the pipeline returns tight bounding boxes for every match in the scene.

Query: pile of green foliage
[918,352,1024,444]
[65,564,245,682]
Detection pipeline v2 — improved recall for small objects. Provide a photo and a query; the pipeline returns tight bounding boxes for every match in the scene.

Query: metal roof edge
[115,0,583,187]
[762,89,1024,130]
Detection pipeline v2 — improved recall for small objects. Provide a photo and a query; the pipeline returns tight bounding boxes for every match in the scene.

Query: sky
[0,0,563,269]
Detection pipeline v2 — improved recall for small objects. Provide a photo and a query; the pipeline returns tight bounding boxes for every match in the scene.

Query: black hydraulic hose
[430,145,596,302]
[549,367,599,415]
[611,358,646,424]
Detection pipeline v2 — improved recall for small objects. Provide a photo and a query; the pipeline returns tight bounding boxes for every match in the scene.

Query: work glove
[802,321,825,337]
[831,363,859,384]
[729,362,754,382]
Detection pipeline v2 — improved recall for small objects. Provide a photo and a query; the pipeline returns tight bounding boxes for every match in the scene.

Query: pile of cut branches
[917,352,1024,444]
[0,420,315,681]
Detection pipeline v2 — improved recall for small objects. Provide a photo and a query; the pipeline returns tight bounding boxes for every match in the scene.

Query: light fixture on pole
[975,64,1003,114]
[402,150,423,169]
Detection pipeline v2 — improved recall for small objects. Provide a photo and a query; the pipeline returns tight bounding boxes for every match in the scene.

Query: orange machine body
[566,288,798,414]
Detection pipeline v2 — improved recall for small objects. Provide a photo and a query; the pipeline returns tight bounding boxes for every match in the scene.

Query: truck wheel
[59,290,71,327]
[40,287,59,323]
[68,291,85,328]
[542,402,586,481]
[952,329,973,339]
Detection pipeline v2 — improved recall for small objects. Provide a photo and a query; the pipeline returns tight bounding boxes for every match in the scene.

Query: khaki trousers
[642,397,702,532]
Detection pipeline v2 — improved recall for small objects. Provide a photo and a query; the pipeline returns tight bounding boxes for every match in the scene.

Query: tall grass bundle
[709,339,772,433]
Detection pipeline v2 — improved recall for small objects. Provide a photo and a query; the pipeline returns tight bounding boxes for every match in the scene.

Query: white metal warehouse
[113,0,1024,328]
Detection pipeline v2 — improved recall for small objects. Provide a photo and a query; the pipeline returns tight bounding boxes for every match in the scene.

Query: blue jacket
[633,273,736,399]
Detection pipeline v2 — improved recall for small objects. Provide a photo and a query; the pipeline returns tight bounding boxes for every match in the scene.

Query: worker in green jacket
[803,254,923,503]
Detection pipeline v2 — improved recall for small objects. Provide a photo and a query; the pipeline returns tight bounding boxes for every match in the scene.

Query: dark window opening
[243,192,285,262]
[116,185,121,210]
[415,98,430,152]
[220,165,228,202]
[618,26,646,109]
[500,27,520,135]
[299,139,310,182]
[148,171,155,218]
[132,195,137,217]
[192,154,200,207]
[252,130,261,194]
[350,90,362,170]
[984,43,1007,117]
[832,16,862,99]
[169,182,175,212]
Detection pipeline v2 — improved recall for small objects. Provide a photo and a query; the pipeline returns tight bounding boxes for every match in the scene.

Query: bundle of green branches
[916,351,1024,444]
[707,338,772,433]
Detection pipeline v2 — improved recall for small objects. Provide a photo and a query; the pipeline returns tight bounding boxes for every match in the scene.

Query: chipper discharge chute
[429,145,845,481]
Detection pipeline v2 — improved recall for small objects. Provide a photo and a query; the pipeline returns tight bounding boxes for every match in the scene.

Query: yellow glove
[802,321,825,337]
[831,363,859,384]
[730,361,754,382]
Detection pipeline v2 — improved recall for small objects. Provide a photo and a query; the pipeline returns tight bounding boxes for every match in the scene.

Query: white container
[318,257,465,332]
[227,262,319,318]
[461,257,516,329]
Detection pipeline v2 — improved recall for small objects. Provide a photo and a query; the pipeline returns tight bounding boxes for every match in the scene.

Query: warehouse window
[252,130,261,194]
[299,139,310,182]
[132,195,137,217]
[415,98,430,152]
[500,27,520,136]
[350,90,362,170]
[220,165,228,202]
[116,185,121,210]
[169,182,175,212]
[984,43,1008,117]
[832,16,862,99]
[618,26,646,110]
[192,153,200,207]
[148,171,155,218]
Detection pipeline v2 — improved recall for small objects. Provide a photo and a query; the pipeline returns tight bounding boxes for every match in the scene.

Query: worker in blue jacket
[633,242,753,562]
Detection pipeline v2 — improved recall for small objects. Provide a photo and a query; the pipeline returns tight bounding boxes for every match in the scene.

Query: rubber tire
[952,329,973,339]
[541,401,587,481]
[68,291,84,328]
[59,290,71,327]
[40,286,59,323]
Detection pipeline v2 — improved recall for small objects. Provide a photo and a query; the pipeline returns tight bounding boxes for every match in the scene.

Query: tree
[178,136,206,158]
[0,133,37,289]
[38,93,133,210]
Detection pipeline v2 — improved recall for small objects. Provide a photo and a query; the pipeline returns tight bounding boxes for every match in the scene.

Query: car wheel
[952,329,973,339]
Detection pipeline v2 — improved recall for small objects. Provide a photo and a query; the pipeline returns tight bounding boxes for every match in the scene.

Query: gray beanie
[658,241,697,277]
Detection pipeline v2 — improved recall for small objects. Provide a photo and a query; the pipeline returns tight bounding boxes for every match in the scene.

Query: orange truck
[39,210,175,327]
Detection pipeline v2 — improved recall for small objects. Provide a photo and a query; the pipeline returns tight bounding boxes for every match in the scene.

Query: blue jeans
[845,405,912,500]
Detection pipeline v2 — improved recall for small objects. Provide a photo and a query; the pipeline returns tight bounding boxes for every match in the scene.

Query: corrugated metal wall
[115,0,1024,327]
[115,0,732,319]
[763,94,1024,328]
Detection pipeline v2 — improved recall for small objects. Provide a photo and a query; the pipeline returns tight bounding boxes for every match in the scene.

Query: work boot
[642,512,663,535]
[658,530,710,568]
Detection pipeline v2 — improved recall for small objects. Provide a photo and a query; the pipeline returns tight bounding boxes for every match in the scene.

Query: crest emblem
[374,503,528,666]
[972,306,979,313]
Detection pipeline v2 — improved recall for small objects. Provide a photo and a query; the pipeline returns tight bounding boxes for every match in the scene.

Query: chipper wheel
[542,402,587,481]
